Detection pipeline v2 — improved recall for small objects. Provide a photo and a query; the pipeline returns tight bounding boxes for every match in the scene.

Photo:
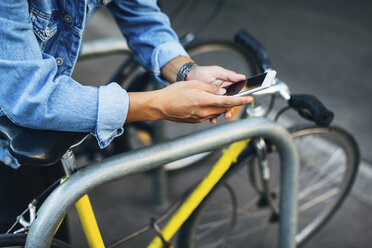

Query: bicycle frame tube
[26,118,299,248]
[147,139,250,248]
[75,195,105,248]
[61,151,105,247]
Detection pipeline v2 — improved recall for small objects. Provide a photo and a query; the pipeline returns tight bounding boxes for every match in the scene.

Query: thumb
[213,67,246,82]
[227,73,246,82]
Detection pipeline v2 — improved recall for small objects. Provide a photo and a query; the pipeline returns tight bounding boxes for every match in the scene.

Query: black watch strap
[176,62,198,81]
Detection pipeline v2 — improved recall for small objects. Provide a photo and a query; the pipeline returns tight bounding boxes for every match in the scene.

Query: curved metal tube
[26,118,298,248]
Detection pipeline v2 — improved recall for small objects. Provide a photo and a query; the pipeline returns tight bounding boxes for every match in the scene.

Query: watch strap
[176,62,198,81]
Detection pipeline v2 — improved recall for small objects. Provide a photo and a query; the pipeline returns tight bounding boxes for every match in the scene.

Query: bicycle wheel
[0,233,71,248]
[177,125,360,247]
[121,41,260,170]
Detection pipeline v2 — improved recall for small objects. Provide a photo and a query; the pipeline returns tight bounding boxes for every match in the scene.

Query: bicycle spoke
[299,187,340,212]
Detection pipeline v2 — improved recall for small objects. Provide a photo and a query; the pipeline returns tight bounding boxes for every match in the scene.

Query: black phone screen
[224,72,267,96]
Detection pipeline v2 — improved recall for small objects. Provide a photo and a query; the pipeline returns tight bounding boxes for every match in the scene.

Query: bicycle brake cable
[274,106,291,122]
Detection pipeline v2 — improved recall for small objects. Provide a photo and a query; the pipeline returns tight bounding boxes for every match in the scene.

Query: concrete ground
[68,0,372,247]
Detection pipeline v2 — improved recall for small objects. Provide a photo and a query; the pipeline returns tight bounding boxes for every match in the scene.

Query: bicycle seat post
[61,150,78,177]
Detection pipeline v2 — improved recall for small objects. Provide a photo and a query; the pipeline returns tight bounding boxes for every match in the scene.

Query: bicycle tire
[0,233,71,248]
[177,125,360,247]
[119,41,260,170]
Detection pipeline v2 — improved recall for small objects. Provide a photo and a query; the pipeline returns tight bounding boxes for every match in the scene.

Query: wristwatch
[176,62,198,81]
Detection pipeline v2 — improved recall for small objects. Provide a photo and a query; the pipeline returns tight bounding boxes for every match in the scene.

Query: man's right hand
[126,80,252,124]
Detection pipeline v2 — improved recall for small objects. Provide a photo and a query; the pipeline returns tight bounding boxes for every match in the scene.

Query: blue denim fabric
[0,0,188,168]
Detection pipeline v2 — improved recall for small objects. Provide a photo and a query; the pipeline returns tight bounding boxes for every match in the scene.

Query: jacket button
[56,57,64,66]
[45,26,50,36]
[64,15,73,23]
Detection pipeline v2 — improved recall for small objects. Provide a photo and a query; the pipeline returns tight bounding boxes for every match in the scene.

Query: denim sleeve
[0,0,128,149]
[107,0,189,85]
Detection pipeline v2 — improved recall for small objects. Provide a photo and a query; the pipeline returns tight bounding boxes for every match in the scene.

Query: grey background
[69,0,372,247]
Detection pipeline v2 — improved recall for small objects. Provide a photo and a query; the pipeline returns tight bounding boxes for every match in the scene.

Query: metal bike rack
[25,118,299,248]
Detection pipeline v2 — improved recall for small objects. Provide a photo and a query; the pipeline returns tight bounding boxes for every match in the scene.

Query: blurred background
[70,0,372,247]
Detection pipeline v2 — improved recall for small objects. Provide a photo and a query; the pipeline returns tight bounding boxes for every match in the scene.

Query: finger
[209,117,218,124]
[212,79,224,87]
[193,81,223,95]
[226,73,246,82]
[212,66,246,82]
[229,106,244,122]
[224,110,232,119]
[219,81,232,88]
[212,79,232,89]
[213,95,253,108]
[201,107,230,120]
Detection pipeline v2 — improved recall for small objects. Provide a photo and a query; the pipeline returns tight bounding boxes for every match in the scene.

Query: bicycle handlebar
[233,31,334,126]
[288,94,334,126]
[234,30,271,72]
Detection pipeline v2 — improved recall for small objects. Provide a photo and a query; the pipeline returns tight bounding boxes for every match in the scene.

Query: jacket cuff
[151,41,189,86]
[94,83,129,148]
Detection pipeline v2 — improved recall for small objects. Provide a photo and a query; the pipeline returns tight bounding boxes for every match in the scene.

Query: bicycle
[0,118,299,248]
[0,30,359,248]
[76,27,360,247]
[174,31,360,247]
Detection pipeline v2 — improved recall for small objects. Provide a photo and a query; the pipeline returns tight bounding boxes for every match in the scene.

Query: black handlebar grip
[234,30,271,73]
[288,94,334,126]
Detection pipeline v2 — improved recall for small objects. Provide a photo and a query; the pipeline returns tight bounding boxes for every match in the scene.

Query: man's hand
[186,65,246,88]
[126,81,252,124]
[187,65,246,123]
[161,56,247,124]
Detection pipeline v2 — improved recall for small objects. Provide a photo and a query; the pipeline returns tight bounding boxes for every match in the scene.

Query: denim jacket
[0,0,188,168]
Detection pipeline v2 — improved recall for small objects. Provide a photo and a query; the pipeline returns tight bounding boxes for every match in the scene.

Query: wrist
[161,56,195,82]
[126,91,164,123]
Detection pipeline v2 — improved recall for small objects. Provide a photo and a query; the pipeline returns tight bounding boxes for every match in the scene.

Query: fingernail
[219,87,226,95]
[231,73,246,81]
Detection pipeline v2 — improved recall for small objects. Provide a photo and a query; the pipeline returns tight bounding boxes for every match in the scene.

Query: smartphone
[224,70,277,96]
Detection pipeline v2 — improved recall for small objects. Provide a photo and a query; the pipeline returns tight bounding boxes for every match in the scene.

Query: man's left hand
[187,65,247,123]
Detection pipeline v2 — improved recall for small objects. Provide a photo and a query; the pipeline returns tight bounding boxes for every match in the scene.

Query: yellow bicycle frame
[75,195,105,248]
[67,138,249,248]
[58,179,105,247]
[69,102,254,247]
[147,139,250,248]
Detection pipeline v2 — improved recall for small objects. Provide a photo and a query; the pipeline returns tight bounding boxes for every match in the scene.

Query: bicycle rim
[178,125,359,247]
[291,125,359,245]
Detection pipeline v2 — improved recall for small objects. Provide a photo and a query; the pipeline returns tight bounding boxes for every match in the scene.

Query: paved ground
[68,0,372,247]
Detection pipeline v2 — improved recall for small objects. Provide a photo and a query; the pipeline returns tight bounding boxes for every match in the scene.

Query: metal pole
[25,118,298,248]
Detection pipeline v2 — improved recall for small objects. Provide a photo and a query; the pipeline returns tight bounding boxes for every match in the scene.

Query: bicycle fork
[246,98,280,222]
[252,138,280,222]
